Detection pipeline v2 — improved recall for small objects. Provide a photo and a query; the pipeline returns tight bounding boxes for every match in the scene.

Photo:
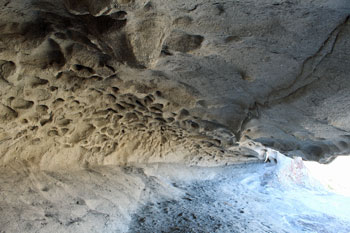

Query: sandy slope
[1,159,350,233]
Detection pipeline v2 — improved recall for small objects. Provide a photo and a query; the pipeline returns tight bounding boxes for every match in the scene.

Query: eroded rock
[0,0,349,169]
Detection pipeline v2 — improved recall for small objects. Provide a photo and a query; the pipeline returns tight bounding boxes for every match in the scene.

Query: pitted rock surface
[0,0,349,169]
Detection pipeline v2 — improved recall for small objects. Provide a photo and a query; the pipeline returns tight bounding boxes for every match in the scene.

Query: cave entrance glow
[305,155,350,197]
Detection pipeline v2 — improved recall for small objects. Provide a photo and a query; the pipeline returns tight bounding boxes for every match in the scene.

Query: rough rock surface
[1,0,350,232]
[0,0,349,168]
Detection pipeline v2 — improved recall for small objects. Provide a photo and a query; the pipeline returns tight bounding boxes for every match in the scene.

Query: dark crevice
[235,102,261,142]
[187,4,201,12]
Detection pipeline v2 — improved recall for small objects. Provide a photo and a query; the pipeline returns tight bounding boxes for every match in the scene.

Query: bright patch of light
[304,155,350,196]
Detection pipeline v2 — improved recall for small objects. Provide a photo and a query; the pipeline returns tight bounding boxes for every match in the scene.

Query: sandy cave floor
[1,162,350,233]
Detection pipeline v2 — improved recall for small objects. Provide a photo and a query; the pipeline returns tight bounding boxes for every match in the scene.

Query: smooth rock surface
[1,159,350,233]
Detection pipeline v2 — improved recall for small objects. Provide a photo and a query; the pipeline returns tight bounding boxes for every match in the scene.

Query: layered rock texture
[0,0,349,170]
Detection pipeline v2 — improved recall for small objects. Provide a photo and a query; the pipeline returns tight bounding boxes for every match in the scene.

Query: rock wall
[0,0,349,169]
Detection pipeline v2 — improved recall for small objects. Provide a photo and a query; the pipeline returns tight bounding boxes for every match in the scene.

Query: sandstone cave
[0,0,350,232]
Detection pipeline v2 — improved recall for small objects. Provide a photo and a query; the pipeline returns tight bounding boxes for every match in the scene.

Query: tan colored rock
[0,0,349,169]
[0,104,18,123]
